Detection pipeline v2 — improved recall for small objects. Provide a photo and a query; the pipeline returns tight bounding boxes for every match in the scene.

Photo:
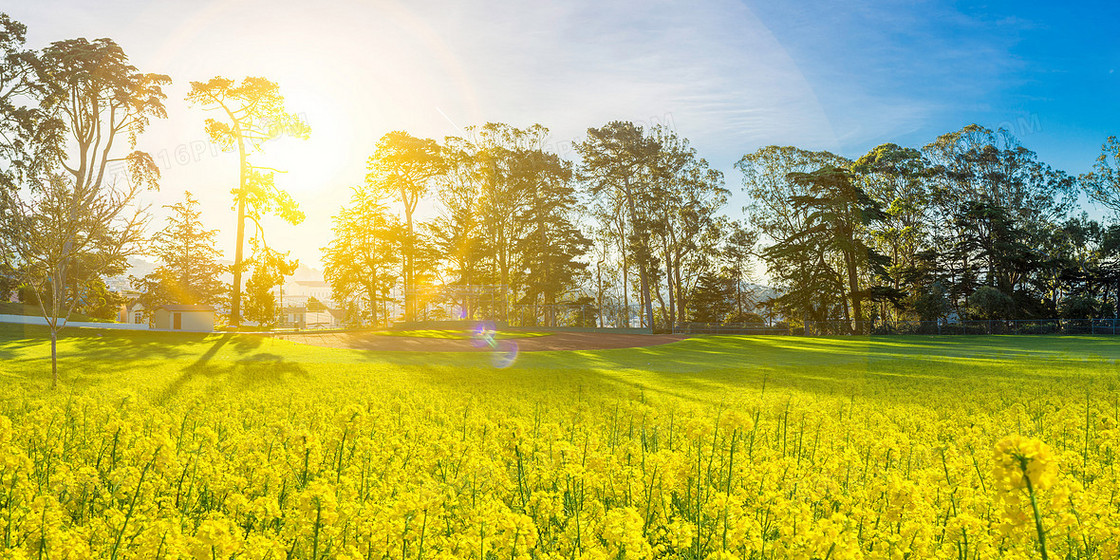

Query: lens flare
[491,340,519,368]
[472,321,517,367]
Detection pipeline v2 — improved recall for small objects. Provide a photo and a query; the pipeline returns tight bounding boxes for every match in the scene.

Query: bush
[967,286,1014,320]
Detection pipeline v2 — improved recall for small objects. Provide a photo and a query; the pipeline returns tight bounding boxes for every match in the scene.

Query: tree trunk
[230,138,248,327]
[50,328,58,389]
[620,242,629,328]
[665,246,675,329]
[596,261,604,328]
[845,252,862,334]
[622,178,655,332]
[367,278,378,327]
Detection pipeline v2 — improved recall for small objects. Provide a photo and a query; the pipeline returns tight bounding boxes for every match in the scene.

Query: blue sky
[747,0,1120,175]
[10,0,1119,266]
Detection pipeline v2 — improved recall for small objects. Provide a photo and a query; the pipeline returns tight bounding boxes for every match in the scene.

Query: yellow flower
[993,435,1057,492]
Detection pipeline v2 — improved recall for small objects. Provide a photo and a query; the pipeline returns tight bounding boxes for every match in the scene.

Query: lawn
[373,328,552,340]
[1,324,1118,558]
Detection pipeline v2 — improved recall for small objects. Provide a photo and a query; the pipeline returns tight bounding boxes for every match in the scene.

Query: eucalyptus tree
[851,143,930,319]
[430,134,487,317]
[186,77,308,326]
[648,126,729,328]
[923,125,1075,314]
[322,187,401,326]
[1083,136,1120,219]
[365,131,442,321]
[576,121,660,330]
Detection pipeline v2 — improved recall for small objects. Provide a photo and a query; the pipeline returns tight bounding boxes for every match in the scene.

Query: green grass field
[1,323,1117,399]
[374,329,551,339]
[2,324,1120,558]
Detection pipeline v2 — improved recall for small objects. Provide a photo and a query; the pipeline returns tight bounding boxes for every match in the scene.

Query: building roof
[156,304,216,312]
[293,280,329,288]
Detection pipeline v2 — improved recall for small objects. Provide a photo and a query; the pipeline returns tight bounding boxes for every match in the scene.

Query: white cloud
[13,0,840,267]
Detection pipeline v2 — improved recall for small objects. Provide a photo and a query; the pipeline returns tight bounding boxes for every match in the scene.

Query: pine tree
[133,192,228,314]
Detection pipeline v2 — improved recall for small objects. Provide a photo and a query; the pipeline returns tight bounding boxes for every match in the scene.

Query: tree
[0,36,167,386]
[243,241,297,328]
[721,221,758,321]
[687,272,736,323]
[186,77,308,326]
[647,126,729,328]
[132,192,228,316]
[852,143,930,320]
[365,131,442,321]
[322,187,400,326]
[736,146,851,249]
[430,134,489,319]
[512,138,590,327]
[967,286,1014,320]
[770,166,888,333]
[576,121,660,330]
[0,14,61,192]
[1,173,149,385]
[1083,136,1120,219]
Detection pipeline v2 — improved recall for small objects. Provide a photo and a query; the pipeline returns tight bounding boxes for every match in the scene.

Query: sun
[250,97,357,199]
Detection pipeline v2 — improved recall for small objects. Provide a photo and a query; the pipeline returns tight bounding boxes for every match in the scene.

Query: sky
[9,0,1120,269]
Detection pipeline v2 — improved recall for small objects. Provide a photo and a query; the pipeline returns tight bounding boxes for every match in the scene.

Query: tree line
[740,128,1120,333]
[4,12,1120,384]
[325,122,1120,334]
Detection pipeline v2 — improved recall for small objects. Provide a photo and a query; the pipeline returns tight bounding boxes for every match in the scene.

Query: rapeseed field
[1,326,1119,559]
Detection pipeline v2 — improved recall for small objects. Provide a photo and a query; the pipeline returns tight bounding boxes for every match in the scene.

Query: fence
[674,319,1120,336]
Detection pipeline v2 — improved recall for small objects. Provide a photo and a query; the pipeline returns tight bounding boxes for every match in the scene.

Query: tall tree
[1083,136,1120,219]
[736,146,851,248]
[431,134,488,318]
[851,143,930,320]
[186,77,308,326]
[365,131,442,321]
[0,14,61,193]
[514,145,590,326]
[132,192,228,315]
[648,126,729,328]
[322,187,400,326]
[576,121,660,330]
[0,36,167,386]
[773,166,888,333]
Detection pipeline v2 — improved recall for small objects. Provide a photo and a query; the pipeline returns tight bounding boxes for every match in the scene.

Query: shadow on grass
[160,334,308,403]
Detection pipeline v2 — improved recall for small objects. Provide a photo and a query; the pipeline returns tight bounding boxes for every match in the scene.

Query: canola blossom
[0,333,1119,559]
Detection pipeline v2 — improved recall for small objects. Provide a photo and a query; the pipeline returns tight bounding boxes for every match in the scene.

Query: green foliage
[132,192,228,315]
[186,76,308,326]
[243,242,298,328]
[687,272,735,323]
[968,286,1015,320]
[322,187,400,326]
